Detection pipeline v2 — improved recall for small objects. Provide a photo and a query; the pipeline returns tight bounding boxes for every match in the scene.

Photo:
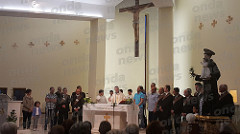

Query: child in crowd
[32,101,41,131]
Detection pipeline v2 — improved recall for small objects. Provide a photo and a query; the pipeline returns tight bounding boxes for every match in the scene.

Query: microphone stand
[112,94,116,129]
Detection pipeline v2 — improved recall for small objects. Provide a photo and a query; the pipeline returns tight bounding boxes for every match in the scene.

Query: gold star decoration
[211,19,217,28]
[44,41,50,47]
[12,43,18,48]
[199,23,204,30]
[60,40,65,46]
[226,16,233,24]
[28,42,35,47]
[74,40,80,45]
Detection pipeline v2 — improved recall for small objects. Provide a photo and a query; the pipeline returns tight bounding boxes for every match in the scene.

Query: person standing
[147,87,159,123]
[108,90,114,103]
[139,86,147,127]
[218,84,235,118]
[155,87,164,121]
[134,86,145,129]
[58,87,71,125]
[96,89,107,104]
[111,86,125,104]
[150,83,157,90]
[125,89,134,100]
[160,85,173,133]
[71,86,86,122]
[171,87,183,134]
[22,89,34,129]
[182,88,194,120]
[32,101,41,131]
[55,87,62,125]
[158,87,164,96]
[45,87,57,130]
[194,83,208,116]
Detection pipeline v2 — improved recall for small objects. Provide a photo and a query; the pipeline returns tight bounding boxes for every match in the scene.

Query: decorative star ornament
[12,43,18,48]
[28,42,35,47]
[44,41,50,47]
[226,16,233,24]
[199,23,204,30]
[211,19,217,28]
[60,40,65,46]
[74,40,80,45]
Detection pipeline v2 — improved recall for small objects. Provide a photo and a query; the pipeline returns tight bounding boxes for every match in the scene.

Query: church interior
[0,0,240,133]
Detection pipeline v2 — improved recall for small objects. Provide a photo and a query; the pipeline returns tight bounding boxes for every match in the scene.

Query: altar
[83,104,139,130]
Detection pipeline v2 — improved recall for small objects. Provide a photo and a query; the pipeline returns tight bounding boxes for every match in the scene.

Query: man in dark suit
[71,86,86,122]
[154,87,164,121]
[171,87,183,134]
[194,83,209,116]
[58,87,71,125]
[55,87,62,125]
[159,85,173,133]
[182,88,194,119]
[217,84,235,118]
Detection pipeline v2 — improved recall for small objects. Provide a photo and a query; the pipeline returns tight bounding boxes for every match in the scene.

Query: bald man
[217,84,235,118]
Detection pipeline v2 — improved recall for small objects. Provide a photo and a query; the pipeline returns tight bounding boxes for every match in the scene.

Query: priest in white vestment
[111,86,125,104]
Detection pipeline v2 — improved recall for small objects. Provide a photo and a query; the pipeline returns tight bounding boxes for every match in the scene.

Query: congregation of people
[0,81,236,134]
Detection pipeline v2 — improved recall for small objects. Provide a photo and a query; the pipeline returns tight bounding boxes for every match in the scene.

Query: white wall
[173,0,240,103]
[0,16,90,108]
[105,0,159,96]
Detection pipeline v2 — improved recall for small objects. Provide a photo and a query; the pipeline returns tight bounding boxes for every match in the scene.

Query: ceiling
[0,0,123,21]
[0,0,174,21]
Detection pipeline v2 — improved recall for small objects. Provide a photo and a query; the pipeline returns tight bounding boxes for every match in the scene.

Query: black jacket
[182,96,195,114]
[218,92,235,118]
[173,95,183,115]
[59,94,71,112]
[161,93,173,119]
[55,91,63,111]
[71,92,86,111]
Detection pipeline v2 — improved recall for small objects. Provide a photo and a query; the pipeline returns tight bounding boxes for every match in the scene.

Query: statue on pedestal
[190,48,221,116]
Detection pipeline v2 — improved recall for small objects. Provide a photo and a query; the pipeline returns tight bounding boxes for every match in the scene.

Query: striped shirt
[45,93,57,109]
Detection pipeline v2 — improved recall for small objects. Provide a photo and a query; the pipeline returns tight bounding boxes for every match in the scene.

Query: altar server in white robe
[96,89,107,104]
[125,89,134,100]
[108,90,114,103]
[112,86,125,104]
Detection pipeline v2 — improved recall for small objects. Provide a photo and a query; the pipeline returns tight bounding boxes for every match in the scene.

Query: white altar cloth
[83,104,139,130]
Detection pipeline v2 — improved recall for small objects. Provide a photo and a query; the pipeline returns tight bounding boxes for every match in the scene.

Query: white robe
[111,92,125,104]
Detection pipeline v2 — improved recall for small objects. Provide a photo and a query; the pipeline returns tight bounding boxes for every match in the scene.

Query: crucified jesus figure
[119,0,154,57]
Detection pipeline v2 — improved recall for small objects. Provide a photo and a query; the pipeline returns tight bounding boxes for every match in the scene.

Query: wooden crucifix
[119,0,154,57]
